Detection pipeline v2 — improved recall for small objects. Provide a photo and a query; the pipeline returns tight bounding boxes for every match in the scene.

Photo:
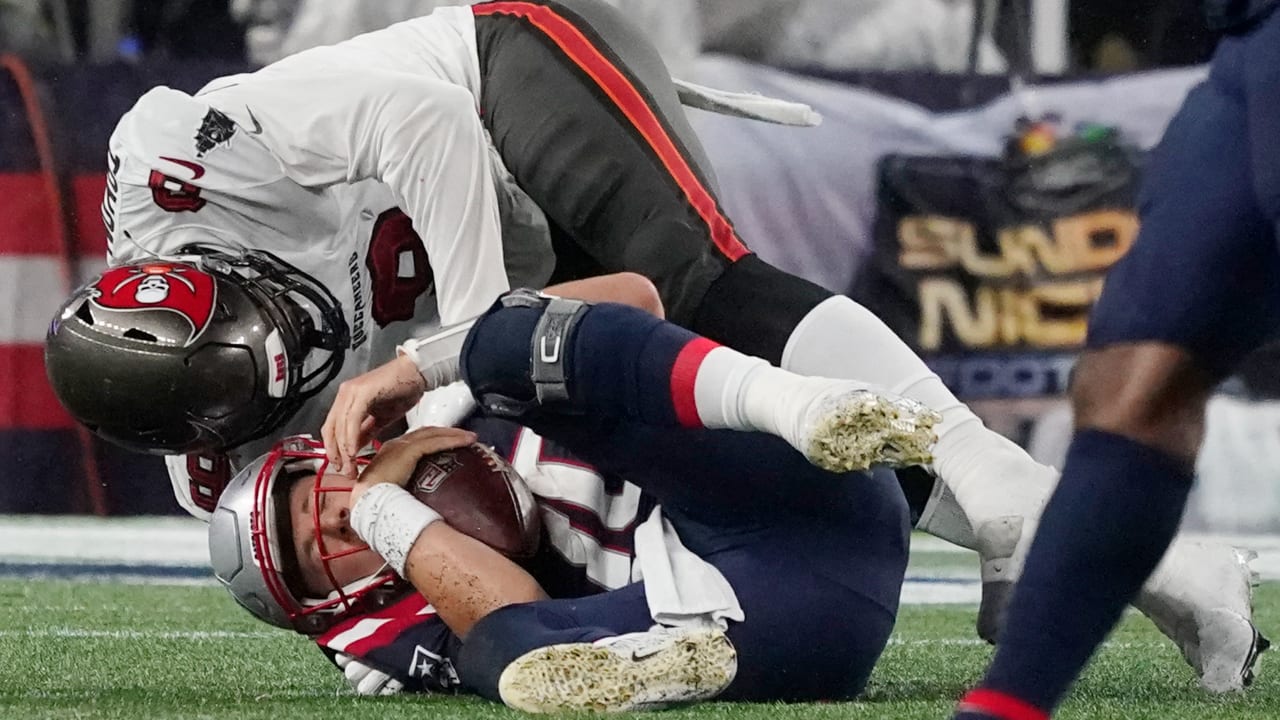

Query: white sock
[686,346,848,447]
[780,296,1054,520]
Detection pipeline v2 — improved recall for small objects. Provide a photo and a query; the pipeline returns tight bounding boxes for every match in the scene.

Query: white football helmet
[208,435,406,635]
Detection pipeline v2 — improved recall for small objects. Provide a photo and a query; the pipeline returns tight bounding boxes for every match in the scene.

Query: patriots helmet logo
[89,263,217,345]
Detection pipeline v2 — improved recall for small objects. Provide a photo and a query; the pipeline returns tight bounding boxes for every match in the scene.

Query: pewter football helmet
[208,435,402,635]
[46,248,348,455]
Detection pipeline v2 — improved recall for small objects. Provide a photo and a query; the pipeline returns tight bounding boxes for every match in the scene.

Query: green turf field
[0,577,1275,720]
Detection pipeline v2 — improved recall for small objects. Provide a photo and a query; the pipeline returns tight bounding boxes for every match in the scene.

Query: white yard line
[1,517,1277,605]
[0,515,209,565]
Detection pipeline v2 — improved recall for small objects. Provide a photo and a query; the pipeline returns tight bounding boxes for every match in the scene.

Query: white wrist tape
[350,484,442,576]
[397,320,476,390]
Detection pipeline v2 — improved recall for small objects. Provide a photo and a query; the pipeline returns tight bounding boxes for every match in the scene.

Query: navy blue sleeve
[315,592,463,693]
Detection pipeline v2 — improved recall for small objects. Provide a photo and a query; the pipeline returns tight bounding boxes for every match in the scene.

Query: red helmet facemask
[250,436,406,635]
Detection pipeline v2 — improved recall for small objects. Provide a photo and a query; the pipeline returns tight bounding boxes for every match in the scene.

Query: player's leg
[954,24,1280,719]
[491,406,912,702]
[473,0,836,365]
[470,0,1257,673]
[472,0,740,325]
[460,291,938,472]
[513,413,909,552]
[459,466,909,710]
[457,584,738,713]
[454,583,669,706]
[467,0,1058,630]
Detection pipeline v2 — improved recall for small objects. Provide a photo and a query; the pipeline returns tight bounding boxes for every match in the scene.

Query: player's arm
[348,427,548,639]
[201,70,508,325]
[403,523,546,639]
[544,272,665,318]
[321,273,662,470]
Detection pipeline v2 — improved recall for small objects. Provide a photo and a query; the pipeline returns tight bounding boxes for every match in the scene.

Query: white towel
[631,507,744,630]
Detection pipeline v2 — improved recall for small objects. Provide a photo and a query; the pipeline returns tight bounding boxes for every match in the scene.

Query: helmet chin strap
[302,564,394,610]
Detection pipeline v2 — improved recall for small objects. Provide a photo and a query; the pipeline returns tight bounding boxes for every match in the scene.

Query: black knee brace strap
[477,289,590,417]
[530,295,588,404]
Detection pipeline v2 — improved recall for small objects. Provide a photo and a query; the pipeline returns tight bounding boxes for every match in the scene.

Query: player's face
[287,473,385,596]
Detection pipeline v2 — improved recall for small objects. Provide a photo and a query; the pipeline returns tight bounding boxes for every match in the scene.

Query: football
[407,443,542,558]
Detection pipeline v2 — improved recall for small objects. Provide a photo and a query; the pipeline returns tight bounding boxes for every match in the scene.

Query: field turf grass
[0,578,1277,720]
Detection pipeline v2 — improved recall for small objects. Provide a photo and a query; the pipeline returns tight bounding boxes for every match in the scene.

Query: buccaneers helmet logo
[90,263,217,344]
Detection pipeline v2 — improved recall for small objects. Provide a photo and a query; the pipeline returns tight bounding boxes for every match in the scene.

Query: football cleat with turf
[497,626,737,713]
[791,381,941,473]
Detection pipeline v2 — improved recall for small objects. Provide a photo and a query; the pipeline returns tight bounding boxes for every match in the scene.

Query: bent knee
[613,272,664,317]
[1070,343,1213,461]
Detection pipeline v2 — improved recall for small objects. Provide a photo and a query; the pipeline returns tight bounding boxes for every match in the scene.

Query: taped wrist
[350,484,442,576]
[397,319,476,390]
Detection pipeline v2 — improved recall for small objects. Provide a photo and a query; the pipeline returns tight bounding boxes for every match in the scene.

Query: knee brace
[463,289,592,418]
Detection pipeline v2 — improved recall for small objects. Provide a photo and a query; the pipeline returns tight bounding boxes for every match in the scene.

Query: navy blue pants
[1086,12,1280,377]
[456,419,911,702]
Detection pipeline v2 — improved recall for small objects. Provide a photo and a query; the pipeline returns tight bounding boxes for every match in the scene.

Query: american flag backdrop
[0,57,242,514]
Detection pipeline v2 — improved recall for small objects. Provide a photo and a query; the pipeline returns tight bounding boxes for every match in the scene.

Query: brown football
[407,443,541,558]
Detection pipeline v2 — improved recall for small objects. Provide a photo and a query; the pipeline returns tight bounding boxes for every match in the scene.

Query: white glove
[405,380,478,430]
[335,653,405,696]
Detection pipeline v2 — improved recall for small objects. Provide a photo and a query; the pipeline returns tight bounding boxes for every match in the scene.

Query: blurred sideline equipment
[232,0,1075,74]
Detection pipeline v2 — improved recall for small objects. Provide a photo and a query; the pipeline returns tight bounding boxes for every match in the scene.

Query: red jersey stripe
[472,2,749,261]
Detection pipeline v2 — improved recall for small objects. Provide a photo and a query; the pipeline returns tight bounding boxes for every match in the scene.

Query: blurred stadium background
[5,2,1280,717]
[3,0,1280,605]
[4,0,1277,527]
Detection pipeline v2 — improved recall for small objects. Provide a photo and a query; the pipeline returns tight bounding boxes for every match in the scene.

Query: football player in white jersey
[44,0,1262,685]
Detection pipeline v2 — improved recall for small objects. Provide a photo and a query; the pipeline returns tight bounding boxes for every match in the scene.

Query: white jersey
[100,7,555,518]
[504,423,741,628]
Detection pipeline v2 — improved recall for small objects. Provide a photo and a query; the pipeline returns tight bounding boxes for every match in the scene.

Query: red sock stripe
[669,337,719,427]
[956,689,1050,720]
[473,2,748,262]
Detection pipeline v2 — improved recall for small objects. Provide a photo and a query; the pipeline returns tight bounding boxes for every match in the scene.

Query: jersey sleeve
[164,453,234,522]
[196,49,509,324]
[315,592,462,694]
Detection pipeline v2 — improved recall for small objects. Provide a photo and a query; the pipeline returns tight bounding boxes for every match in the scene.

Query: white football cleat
[789,381,940,473]
[1191,607,1270,693]
[497,626,737,713]
[973,515,1032,644]
[974,530,1269,693]
[1137,544,1268,693]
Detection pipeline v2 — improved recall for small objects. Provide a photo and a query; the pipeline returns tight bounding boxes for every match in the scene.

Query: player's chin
[331,549,389,586]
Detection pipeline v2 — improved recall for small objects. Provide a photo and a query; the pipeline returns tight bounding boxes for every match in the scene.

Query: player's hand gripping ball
[408,443,542,558]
